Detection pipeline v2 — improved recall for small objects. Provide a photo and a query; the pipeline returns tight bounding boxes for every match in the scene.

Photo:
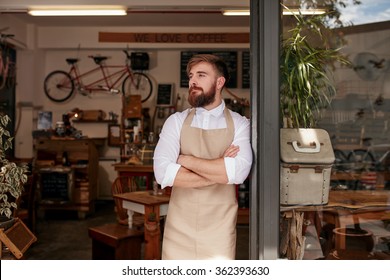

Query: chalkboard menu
[242,51,250,89]
[180,51,238,88]
[40,169,73,201]
[156,83,174,106]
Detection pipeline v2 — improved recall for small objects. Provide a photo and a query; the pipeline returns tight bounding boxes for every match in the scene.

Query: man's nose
[189,78,197,87]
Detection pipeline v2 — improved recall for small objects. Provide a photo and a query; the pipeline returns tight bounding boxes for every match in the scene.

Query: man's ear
[216,76,226,90]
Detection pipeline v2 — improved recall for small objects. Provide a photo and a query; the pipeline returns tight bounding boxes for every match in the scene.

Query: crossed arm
[172,144,240,188]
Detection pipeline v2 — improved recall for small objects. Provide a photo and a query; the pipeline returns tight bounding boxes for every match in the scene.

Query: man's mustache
[189,86,203,92]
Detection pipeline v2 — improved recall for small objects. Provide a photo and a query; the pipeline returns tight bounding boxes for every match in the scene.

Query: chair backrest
[111,176,137,225]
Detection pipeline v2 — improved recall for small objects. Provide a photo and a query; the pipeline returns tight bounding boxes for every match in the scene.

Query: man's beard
[188,84,216,107]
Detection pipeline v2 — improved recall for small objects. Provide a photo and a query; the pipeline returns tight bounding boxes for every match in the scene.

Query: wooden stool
[88,223,144,260]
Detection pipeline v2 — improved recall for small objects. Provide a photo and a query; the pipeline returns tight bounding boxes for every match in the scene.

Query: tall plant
[0,114,28,218]
[280,7,350,128]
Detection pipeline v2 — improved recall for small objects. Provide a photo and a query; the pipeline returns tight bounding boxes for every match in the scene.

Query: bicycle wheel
[347,149,376,171]
[122,72,153,103]
[44,70,75,102]
[333,149,349,171]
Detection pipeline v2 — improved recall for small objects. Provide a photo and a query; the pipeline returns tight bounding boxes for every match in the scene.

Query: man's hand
[175,144,241,188]
[177,144,239,167]
[223,144,240,158]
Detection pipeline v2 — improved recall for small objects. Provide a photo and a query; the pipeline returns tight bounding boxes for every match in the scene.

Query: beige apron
[162,107,237,260]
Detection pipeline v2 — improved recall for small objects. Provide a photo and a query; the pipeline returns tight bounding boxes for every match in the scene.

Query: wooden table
[280,190,390,259]
[113,163,154,190]
[113,191,170,260]
[331,171,390,189]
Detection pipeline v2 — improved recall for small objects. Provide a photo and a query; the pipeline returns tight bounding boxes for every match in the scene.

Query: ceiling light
[222,9,326,16]
[283,9,326,15]
[222,10,250,16]
[28,7,127,16]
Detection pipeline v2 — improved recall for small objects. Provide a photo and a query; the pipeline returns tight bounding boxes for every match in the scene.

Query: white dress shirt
[153,101,253,188]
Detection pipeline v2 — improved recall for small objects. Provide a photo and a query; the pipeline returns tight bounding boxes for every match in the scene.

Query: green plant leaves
[0,114,29,218]
[280,6,350,128]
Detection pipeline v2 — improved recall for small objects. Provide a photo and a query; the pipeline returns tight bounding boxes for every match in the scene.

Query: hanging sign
[99,32,249,44]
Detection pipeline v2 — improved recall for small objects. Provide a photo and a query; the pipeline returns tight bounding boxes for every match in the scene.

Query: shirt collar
[195,101,225,117]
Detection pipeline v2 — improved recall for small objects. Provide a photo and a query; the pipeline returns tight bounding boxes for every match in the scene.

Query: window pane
[280,0,390,260]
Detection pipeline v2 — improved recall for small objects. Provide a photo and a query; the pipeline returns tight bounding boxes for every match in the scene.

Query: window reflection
[281,0,390,260]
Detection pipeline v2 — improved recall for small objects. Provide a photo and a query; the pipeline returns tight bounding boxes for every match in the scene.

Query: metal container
[280,128,335,205]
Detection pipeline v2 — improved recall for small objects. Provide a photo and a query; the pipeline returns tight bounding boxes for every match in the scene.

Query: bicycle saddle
[91,56,108,65]
[66,58,79,65]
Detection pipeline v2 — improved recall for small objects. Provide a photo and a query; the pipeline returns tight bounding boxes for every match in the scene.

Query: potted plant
[0,114,29,224]
[279,6,351,204]
[280,6,350,128]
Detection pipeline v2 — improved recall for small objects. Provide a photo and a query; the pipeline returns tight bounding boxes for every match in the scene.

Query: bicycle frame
[44,50,153,103]
[68,62,132,93]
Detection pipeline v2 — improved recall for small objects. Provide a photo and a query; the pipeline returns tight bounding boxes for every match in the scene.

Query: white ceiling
[0,0,250,28]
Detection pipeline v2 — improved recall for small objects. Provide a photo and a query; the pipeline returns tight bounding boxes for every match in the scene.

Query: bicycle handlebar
[0,34,14,39]
[65,52,130,65]
[123,50,131,58]
[85,51,130,60]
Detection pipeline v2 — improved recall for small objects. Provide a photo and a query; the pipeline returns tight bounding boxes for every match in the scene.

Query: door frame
[249,0,280,260]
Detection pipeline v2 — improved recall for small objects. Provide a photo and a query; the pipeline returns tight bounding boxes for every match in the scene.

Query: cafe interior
[0,0,390,260]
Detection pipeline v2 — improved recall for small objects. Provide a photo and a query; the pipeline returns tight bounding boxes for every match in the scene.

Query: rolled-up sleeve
[160,162,181,188]
[224,157,236,184]
[225,114,253,184]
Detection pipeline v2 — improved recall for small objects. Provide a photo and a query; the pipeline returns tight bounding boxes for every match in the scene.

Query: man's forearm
[178,155,229,184]
[173,166,214,188]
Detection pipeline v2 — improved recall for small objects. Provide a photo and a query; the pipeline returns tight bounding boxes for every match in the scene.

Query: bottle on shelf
[148,132,155,144]
[62,151,70,166]
[133,125,142,144]
[124,133,131,156]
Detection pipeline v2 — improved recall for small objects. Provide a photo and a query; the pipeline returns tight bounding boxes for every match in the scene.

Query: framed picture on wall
[180,51,238,88]
[156,83,174,107]
[108,124,121,146]
[37,111,53,130]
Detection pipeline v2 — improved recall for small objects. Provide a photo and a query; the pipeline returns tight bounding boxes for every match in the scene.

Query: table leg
[127,209,134,229]
[143,205,161,260]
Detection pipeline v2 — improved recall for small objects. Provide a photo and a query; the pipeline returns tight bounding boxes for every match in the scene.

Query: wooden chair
[88,223,143,260]
[111,176,145,229]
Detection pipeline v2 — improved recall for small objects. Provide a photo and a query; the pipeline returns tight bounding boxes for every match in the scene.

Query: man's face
[188,62,218,108]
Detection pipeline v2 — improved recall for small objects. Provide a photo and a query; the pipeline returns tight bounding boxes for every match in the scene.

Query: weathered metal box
[280,128,335,205]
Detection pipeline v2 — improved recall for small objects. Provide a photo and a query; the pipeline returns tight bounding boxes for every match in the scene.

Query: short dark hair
[186,54,230,84]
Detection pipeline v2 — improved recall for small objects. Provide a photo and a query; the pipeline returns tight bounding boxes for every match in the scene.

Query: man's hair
[186,54,230,85]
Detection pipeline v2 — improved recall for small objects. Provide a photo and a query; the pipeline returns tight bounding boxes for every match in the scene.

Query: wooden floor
[22,200,249,260]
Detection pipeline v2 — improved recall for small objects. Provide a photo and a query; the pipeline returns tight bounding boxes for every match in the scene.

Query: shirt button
[203,115,210,128]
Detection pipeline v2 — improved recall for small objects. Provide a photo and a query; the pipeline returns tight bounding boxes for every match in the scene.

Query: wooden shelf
[73,120,117,124]
[34,138,100,218]
[120,94,143,161]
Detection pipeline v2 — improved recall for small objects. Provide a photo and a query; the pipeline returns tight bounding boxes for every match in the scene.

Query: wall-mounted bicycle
[43,50,153,103]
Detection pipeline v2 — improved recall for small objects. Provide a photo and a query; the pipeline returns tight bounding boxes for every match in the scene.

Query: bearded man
[153,54,253,260]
